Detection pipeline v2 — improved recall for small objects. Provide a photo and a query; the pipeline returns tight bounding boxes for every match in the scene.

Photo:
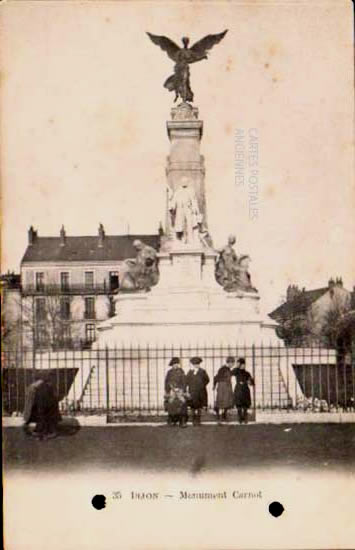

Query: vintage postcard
[2,1,355,549]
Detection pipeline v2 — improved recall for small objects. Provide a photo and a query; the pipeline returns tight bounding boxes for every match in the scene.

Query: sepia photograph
[1,1,355,548]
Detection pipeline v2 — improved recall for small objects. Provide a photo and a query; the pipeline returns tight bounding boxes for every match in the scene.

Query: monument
[95,31,280,347]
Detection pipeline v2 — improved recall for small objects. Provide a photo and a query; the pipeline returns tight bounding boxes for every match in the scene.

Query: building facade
[18,225,160,350]
[270,278,353,346]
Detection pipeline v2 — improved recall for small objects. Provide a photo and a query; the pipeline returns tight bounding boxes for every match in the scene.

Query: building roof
[269,288,329,320]
[21,235,161,264]
[0,272,21,288]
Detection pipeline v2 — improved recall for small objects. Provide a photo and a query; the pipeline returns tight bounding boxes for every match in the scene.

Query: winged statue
[147,30,228,103]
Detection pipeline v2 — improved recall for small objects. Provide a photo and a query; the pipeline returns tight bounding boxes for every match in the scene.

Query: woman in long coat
[186,357,210,425]
[231,358,255,424]
[213,356,235,422]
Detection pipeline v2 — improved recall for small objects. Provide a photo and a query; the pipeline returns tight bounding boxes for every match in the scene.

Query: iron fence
[2,343,355,419]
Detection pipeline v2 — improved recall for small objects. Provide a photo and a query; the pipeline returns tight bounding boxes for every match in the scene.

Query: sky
[1,0,354,313]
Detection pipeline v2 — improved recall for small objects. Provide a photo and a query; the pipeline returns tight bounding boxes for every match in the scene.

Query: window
[85,323,95,343]
[60,324,71,342]
[25,271,34,289]
[85,271,94,289]
[56,324,71,350]
[35,298,46,321]
[35,324,48,348]
[60,272,69,291]
[109,271,119,291]
[35,272,45,291]
[84,297,95,319]
[60,298,71,320]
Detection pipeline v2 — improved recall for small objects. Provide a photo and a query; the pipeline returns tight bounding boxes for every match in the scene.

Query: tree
[320,296,351,348]
[275,292,317,346]
[6,292,80,354]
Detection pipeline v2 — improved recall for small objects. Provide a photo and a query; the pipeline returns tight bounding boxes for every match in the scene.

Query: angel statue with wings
[147,30,228,103]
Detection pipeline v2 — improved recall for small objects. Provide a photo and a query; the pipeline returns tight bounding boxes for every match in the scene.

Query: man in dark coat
[186,357,210,425]
[23,374,61,439]
[231,358,254,424]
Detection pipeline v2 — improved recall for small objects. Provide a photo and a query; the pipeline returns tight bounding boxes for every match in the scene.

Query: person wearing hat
[213,356,235,423]
[231,358,255,424]
[164,357,188,427]
[186,357,210,425]
[165,357,186,393]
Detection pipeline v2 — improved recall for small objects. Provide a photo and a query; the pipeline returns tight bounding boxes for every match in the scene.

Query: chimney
[335,277,343,287]
[328,277,335,288]
[158,221,165,237]
[286,284,300,302]
[28,226,37,245]
[60,225,66,247]
[98,223,105,247]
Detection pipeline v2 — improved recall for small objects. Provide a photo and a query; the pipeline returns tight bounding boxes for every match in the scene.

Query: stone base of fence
[4,411,355,428]
[256,411,355,423]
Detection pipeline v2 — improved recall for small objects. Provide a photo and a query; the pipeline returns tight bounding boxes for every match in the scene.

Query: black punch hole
[92,494,106,510]
[269,501,284,517]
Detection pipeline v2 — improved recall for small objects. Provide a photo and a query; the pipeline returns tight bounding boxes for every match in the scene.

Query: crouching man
[23,374,61,440]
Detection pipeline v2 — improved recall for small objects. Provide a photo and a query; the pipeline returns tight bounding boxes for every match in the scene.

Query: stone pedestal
[96,247,279,347]
[157,245,218,292]
[95,103,281,348]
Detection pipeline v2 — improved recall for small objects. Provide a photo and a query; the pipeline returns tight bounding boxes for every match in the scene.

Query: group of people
[23,356,254,437]
[164,355,254,427]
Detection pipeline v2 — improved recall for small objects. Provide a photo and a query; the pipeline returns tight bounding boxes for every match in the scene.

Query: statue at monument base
[216,235,257,293]
[120,239,159,292]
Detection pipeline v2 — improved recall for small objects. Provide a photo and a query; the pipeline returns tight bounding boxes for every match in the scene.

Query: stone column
[165,103,207,241]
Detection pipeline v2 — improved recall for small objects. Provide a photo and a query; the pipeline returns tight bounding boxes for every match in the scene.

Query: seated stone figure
[233,255,257,293]
[215,235,257,293]
[216,235,238,288]
[121,239,159,291]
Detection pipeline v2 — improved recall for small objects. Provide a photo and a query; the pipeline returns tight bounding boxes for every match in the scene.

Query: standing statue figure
[169,178,202,244]
[147,30,228,103]
[216,235,257,293]
[121,239,159,291]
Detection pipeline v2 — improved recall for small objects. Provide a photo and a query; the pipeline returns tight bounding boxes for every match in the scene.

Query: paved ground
[4,423,355,474]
